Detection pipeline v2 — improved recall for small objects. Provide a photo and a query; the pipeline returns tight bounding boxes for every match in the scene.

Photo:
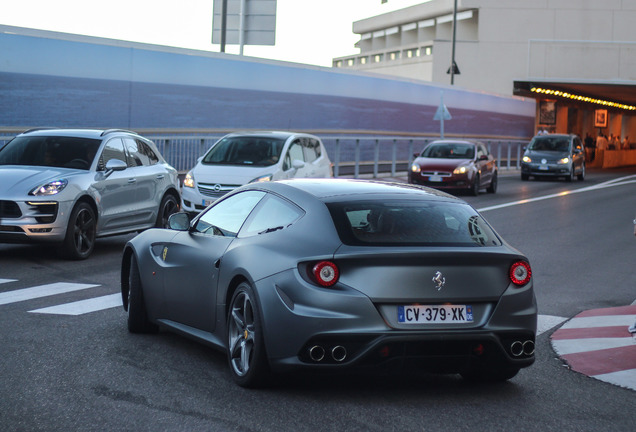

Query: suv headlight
[183,171,195,188]
[522,156,532,163]
[29,179,68,196]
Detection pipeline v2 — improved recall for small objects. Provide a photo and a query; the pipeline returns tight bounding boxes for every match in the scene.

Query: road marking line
[0,279,18,284]
[0,282,100,306]
[561,315,636,329]
[28,293,122,316]
[478,174,636,212]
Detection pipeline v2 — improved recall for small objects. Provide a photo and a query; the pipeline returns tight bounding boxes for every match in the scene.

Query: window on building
[334,60,343,68]
[389,51,400,61]
[405,48,420,58]
[423,46,433,56]
[346,58,354,66]
[373,54,383,63]
[359,56,368,65]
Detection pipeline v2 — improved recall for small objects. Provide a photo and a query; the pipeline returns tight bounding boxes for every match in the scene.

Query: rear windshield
[327,200,502,247]
[527,137,570,152]
[202,136,285,167]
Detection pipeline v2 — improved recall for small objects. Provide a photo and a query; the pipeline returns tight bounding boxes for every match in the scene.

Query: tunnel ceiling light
[529,86,636,111]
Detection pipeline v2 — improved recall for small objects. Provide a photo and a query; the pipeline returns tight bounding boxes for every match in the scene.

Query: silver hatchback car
[0,128,180,259]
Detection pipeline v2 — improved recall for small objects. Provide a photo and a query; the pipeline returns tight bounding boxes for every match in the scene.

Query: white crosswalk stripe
[29,293,122,316]
[0,282,100,306]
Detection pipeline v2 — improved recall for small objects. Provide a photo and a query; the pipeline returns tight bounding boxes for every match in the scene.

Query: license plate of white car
[428,175,442,182]
[397,305,473,324]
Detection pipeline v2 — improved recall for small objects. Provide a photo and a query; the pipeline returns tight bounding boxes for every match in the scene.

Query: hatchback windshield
[421,143,475,159]
[328,200,501,247]
[202,137,286,167]
[527,137,570,152]
[0,136,101,170]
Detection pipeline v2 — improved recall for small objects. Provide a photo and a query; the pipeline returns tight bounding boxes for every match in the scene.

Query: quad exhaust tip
[510,340,535,357]
[308,345,348,362]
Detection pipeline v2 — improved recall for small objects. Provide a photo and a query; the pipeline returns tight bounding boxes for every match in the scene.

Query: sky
[0,0,426,67]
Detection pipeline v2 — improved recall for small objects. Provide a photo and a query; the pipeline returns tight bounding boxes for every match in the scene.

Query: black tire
[127,254,158,333]
[486,172,498,194]
[460,366,520,382]
[577,163,585,181]
[470,174,480,196]
[61,202,96,260]
[521,173,529,181]
[155,194,179,228]
[227,282,269,388]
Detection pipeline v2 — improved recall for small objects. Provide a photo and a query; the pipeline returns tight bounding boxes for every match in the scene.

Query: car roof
[223,131,317,140]
[263,178,462,203]
[428,139,479,146]
[18,128,141,140]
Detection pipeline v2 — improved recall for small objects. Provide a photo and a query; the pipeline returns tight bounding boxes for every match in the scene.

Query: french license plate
[202,199,213,207]
[428,175,443,182]
[538,165,549,170]
[397,305,473,324]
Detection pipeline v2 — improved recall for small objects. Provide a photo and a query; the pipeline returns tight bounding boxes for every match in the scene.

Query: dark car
[521,134,585,181]
[408,140,497,195]
[121,178,536,388]
[0,128,180,259]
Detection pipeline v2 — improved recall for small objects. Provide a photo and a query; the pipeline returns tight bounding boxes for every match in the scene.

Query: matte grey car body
[0,128,180,259]
[121,179,536,387]
[521,133,585,181]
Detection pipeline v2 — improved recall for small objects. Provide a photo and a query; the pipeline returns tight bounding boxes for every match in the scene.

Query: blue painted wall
[0,26,535,138]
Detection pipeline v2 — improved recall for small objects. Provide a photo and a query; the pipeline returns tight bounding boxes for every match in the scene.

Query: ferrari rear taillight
[510,261,532,286]
[312,261,339,287]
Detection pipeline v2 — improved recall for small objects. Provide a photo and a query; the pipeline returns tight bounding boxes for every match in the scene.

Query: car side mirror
[168,212,191,231]
[479,155,489,161]
[413,152,420,157]
[292,159,305,170]
[104,159,127,176]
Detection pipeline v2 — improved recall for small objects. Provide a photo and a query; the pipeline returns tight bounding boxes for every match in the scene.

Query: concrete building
[334,0,636,158]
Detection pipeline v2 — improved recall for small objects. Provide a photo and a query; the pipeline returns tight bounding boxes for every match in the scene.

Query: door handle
[156,174,165,180]
[128,178,137,184]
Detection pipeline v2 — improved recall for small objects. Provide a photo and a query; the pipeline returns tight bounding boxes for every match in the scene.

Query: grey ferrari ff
[121,179,536,387]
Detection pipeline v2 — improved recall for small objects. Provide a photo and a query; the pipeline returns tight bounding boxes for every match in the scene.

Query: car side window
[99,138,127,170]
[476,145,486,159]
[574,137,583,152]
[239,194,304,238]
[194,190,266,237]
[302,138,320,163]
[283,140,305,171]
[123,137,159,167]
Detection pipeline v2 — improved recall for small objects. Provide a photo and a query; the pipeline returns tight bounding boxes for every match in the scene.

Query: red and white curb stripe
[551,305,636,391]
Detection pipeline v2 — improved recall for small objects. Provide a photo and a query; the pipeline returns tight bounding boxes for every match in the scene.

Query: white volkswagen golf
[181,131,333,213]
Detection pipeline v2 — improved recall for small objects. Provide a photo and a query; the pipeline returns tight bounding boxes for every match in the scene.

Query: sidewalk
[551,303,636,391]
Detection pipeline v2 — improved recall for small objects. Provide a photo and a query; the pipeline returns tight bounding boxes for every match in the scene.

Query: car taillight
[312,261,339,287]
[510,261,532,286]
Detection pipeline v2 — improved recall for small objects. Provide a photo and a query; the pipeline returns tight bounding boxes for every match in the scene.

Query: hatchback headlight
[410,164,421,173]
[250,174,273,183]
[557,157,570,164]
[29,179,68,196]
[183,172,195,188]
[522,156,532,163]
[453,166,468,175]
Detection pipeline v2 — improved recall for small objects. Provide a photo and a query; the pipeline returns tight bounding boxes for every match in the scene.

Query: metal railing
[0,130,528,177]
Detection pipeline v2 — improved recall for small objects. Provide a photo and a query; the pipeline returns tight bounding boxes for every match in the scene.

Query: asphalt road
[1,167,635,431]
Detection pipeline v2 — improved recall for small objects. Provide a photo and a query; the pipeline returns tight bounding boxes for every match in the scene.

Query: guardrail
[0,130,528,177]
